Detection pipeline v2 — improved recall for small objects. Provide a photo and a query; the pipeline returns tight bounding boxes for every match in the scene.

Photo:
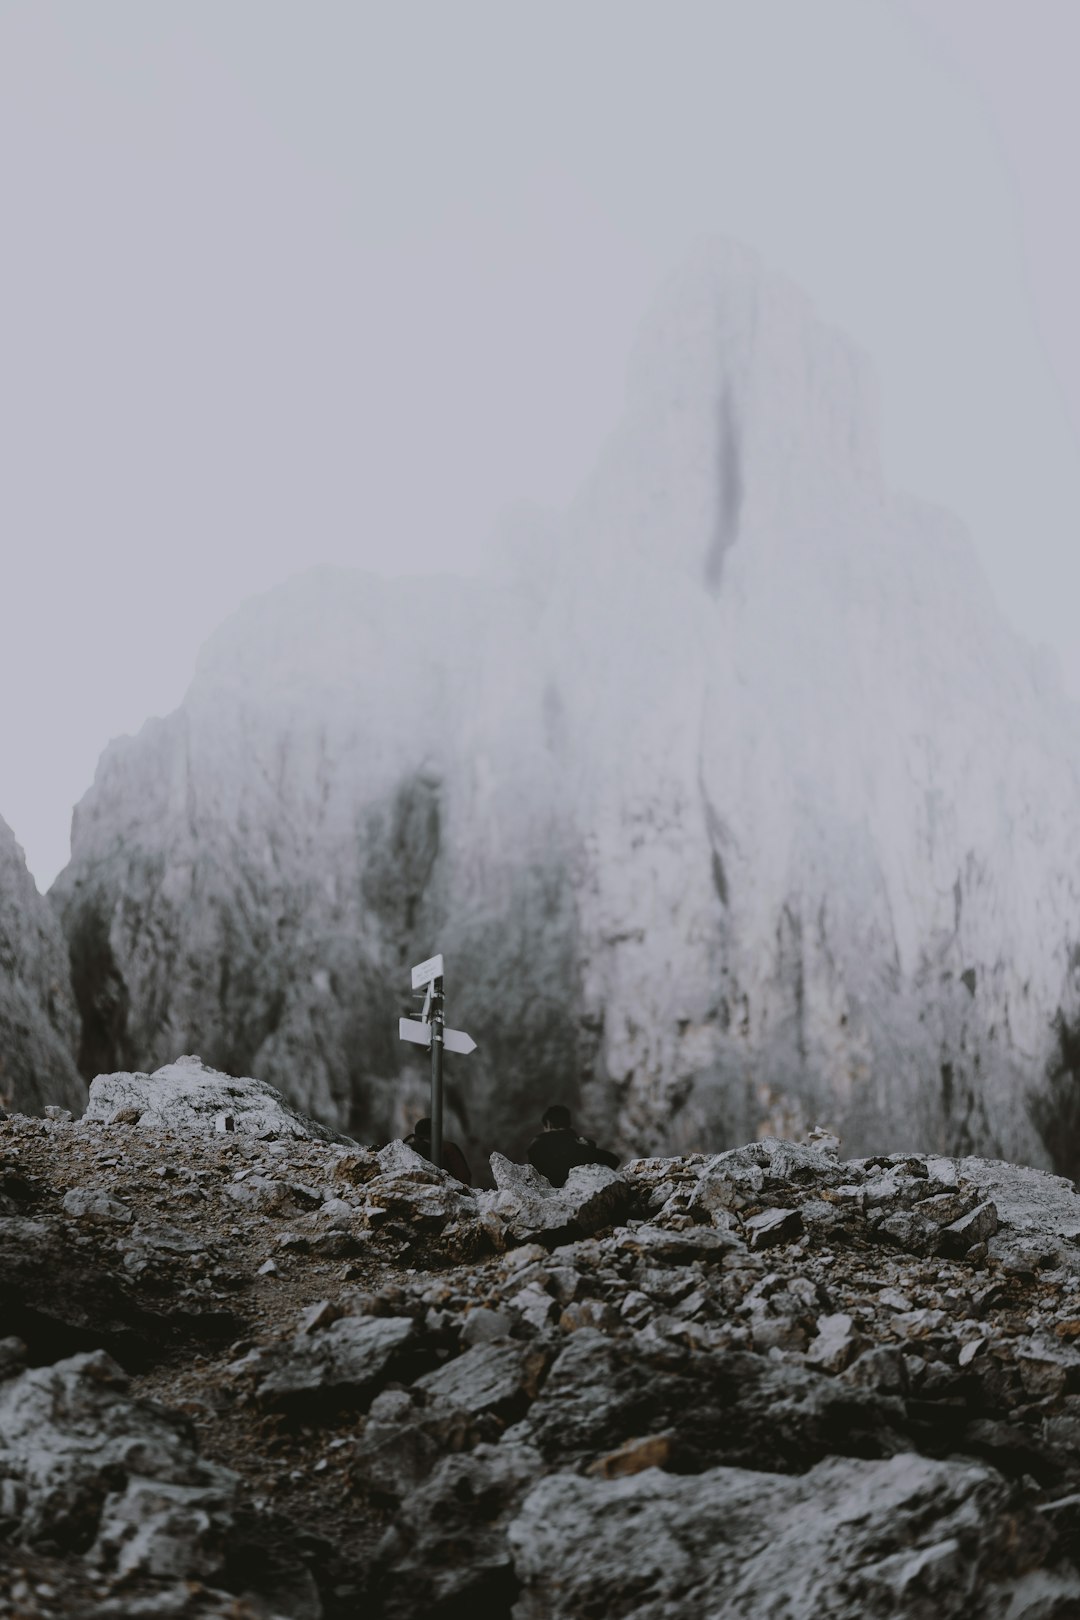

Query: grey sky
[1,0,1077,889]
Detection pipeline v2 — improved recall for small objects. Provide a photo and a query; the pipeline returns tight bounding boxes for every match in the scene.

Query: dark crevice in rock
[703,384,744,596]
[65,902,133,1082]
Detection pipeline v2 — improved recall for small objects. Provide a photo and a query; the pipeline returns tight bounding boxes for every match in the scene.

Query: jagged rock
[941,1199,1000,1256]
[507,1451,1074,1619]
[805,1312,864,1373]
[560,1299,619,1333]
[362,1169,476,1228]
[375,1140,435,1177]
[232,1314,418,1410]
[223,1174,290,1214]
[0,813,84,1117]
[612,1222,742,1262]
[368,1442,543,1619]
[116,1221,212,1282]
[414,1341,550,1420]
[8,1118,1080,1609]
[505,1280,558,1331]
[0,1216,239,1368]
[82,1056,349,1143]
[460,1307,514,1345]
[744,1206,803,1250]
[349,1396,500,1505]
[517,1329,906,1474]
[62,1187,134,1224]
[0,1350,237,1571]
[872,1208,940,1255]
[478,1155,631,1244]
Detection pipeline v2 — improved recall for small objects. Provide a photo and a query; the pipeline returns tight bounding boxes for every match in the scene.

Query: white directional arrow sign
[411,954,444,990]
[399,1018,477,1056]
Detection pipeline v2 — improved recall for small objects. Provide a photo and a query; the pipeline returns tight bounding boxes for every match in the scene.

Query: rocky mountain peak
[23,246,1080,1175]
[573,240,883,593]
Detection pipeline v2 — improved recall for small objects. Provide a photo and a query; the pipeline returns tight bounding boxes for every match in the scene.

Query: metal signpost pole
[399,955,475,1171]
[430,975,444,1170]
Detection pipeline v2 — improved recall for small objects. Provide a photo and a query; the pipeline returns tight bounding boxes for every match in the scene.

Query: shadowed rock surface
[5,1089,1080,1616]
[0,816,84,1119]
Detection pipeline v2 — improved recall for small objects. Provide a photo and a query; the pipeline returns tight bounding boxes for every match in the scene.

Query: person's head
[413,1116,432,1139]
[541,1104,571,1132]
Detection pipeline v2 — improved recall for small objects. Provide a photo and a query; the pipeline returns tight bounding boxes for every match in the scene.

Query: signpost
[398,954,475,1169]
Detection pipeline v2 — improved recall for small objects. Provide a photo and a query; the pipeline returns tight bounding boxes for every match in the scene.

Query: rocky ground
[5,1061,1080,1616]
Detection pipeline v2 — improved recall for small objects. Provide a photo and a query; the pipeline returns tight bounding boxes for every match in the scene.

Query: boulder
[478,1155,631,1244]
[517,1329,906,1475]
[232,1313,417,1410]
[508,1452,1070,1619]
[743,1206,803,1250]
[368,1442,543,1619]
[0,1216,239,1369]
[82,1055,350,1142]
[414,1341,550,1421]
[62,1188,134,1224]
[0,1350,236,1573]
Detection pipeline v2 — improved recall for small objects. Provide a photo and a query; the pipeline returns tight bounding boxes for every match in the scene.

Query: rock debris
[4,1064,1080,1615]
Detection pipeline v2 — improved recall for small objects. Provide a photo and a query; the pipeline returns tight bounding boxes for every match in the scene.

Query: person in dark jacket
[406,1117,473,1187]
[526,1104,619,1188]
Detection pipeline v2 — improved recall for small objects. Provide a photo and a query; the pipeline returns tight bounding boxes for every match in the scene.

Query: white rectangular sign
[399,1018,476,1056]
[411,953,445,990]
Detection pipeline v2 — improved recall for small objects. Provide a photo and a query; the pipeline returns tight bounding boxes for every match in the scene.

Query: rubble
[5,1104,1080,1615]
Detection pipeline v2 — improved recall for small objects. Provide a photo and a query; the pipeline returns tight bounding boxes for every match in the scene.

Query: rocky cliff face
[52,242,1080,1166]
[4,1072,1080,1616]
[0,814,83,1116]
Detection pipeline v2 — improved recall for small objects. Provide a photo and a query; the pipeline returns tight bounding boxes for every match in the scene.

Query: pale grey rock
[941,1199,999,1256]
[507,1451,1071,1618]
[805,1312,863,1373]
[415,1342,549,1418]
[0,812,84,1116]
[959,1157,1080,1272]
[83,1055,346,1142]
[62,1187,133,1223]
[872,1208,939,1255]
[233,1314,415,1408]
[478,1155,630,1243]
[0,1350,236,1574]
[363,1168,476,1227]
[744,1206,803,1250]
[298,1299,343,1334]
[506,1281,558,1331]
[224,1174,289,1213]
[612,1221,742,1262]
[376,1139,435,1177]
[461,1307,514,1346]
[560,1299,620,1333]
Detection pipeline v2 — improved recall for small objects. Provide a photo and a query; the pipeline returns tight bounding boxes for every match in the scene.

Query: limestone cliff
[0,813,83,1115]
[52,243,1080,1166]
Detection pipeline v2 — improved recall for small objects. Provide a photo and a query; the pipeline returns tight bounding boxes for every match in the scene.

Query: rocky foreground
[5,1063,1080,1616]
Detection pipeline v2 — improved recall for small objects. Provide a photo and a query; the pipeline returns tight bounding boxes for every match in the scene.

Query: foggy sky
[1,0,1078,890]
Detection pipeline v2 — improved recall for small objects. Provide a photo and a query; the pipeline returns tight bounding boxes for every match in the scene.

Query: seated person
[526,1104,620,1188]
[405,1116,473,1186]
